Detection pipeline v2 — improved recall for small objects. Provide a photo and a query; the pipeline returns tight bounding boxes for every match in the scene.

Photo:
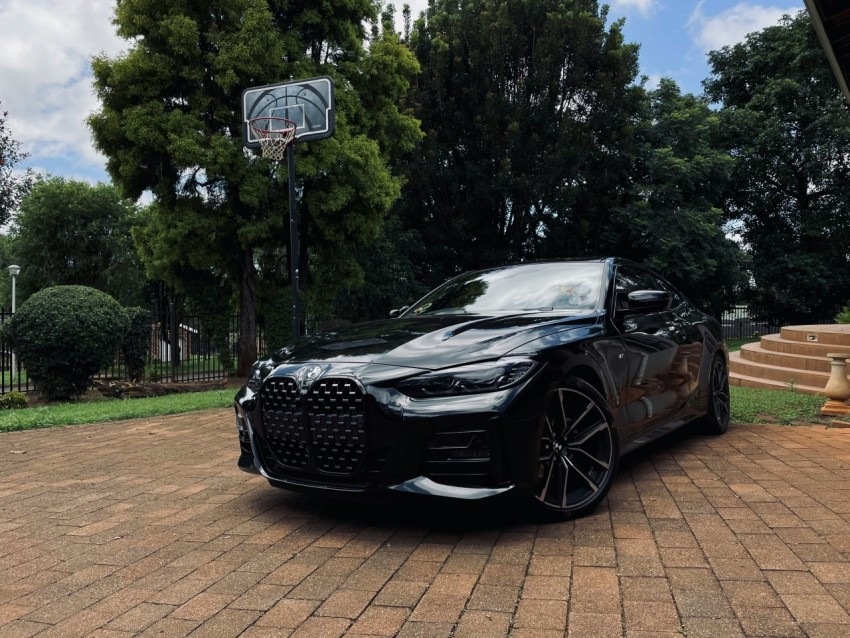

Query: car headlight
[246,362,266,391]
[246,360,271,392]
[396,358,538,398]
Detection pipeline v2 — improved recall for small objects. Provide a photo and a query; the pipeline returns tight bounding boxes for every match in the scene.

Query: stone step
[738,342,831,373]
[780,324,850,346]
[729,371,824,396]
[729,324,850,395]
[759,333,850,357]
[729,351,830,389]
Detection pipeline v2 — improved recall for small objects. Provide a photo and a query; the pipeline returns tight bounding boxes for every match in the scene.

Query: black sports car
[234,258,729,518]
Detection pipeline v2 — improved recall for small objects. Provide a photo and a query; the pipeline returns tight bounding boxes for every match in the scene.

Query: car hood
[264,311,601,371]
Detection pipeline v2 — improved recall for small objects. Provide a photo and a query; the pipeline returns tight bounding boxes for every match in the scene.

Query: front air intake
[423,427,495,487]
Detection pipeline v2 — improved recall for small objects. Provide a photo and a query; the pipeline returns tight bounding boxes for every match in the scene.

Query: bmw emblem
[295,365,324,394]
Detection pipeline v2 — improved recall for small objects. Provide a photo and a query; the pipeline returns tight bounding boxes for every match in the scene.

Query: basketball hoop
[248,116,297,161]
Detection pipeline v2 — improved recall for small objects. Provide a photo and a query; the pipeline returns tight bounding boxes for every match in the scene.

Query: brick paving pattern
[1,409,850,637]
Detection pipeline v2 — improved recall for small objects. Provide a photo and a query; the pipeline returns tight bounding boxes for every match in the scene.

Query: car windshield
[405,262,606,316]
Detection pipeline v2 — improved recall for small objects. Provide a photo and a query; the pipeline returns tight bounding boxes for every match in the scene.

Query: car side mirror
[626,290,671,314]
[389,305,409,318]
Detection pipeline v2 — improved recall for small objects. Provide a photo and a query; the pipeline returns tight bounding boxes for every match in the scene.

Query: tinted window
[406,263,606,316]
[614,267,682,310]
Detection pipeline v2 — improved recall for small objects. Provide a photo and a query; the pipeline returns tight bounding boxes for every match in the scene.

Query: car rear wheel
[700,355,730,435]
[533,379,619,519]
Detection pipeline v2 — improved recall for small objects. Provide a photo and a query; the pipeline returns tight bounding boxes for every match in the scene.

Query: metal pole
[287,144,301,338]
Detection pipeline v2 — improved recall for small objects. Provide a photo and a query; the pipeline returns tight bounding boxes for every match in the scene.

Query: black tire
[700,355,730,435]
[532,378,619,520]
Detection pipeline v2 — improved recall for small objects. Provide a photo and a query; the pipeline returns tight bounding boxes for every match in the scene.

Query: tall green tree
[404,0,643,284]
[704,11,850,323]
[0,101,33,227]
[327,213,429,322]
[10,177,148,306]
[604,79,747,317]
[89,0,420,373]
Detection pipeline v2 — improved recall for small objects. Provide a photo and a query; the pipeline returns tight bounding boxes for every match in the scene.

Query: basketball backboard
[242,76,335,148]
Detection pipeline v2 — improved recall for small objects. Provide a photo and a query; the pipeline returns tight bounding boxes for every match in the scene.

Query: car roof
[466,257,634,272]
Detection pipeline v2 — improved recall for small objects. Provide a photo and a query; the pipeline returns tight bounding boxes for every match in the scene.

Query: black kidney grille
[260,376,367,476]
[307,378,367,474]
[261,377,308,469]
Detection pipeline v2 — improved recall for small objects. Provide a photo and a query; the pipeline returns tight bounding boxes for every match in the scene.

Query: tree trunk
[236,248,257,376]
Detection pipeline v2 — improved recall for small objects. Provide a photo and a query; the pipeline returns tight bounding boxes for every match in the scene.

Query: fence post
[170,302,179,383]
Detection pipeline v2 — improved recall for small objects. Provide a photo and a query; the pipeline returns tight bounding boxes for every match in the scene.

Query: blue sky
[0,0,804,191]
[611,0,801,91]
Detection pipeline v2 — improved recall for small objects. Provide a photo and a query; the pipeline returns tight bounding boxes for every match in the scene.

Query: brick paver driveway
[2,410,850,638]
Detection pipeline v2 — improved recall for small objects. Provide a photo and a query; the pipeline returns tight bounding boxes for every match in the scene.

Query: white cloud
[689,1,797,52]
[0,0,125,171]
[643,73,663,90]
[610,0,658,16]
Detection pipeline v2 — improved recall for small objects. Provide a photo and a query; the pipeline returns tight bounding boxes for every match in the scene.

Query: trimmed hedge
[3,286,129,400]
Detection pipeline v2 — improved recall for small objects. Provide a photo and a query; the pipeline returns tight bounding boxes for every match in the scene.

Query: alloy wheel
[535,385,616,514]
[711,357,731,431]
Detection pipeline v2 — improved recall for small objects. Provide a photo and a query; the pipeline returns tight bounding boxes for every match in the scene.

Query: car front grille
[260,376,367,476]
[307,379,367,474]
[260,377,309,469]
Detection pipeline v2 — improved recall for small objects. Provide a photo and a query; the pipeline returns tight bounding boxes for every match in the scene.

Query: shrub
[3,286,129,400]
[0,391,27,409]
[836,304,850,324]
[122,307,151,381]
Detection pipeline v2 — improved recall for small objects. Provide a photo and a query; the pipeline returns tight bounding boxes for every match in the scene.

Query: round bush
[0,391,27,409]
[3,286,129,400]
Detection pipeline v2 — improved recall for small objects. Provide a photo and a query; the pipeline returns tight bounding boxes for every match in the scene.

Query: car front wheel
[700,355,730,435]
[533,378,619,519]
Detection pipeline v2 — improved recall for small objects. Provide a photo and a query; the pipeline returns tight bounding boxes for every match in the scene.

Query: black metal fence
[0,303,835,395]
[720,305,834,340]
[0,308,258,396]
[720,306,782,340]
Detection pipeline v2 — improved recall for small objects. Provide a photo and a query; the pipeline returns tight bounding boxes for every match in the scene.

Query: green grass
[726,337,760,352]
[145,357,230,380]
[0,381,832,433]
[97,357,230,382]
[0,370,29,385]
[3,355,228,386]
[730,385,826,425]
[0,389,235,432]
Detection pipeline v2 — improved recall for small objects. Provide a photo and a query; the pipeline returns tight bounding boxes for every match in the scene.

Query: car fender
[508,322,626,416]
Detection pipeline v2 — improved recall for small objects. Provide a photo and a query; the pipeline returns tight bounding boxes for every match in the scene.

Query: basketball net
[248,117,296,162]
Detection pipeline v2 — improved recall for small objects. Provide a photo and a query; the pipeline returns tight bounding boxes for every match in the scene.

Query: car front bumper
[233,365,550,502]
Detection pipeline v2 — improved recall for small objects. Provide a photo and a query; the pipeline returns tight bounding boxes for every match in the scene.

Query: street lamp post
[7,265,20,384]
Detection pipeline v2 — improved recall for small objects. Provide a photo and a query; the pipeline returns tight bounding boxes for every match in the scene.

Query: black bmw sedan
[234,258,729,519]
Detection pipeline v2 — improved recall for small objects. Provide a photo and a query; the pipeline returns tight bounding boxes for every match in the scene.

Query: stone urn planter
[821,353,850,416]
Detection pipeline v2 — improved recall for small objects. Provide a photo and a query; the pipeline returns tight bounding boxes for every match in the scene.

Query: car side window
[614,267,682,311]
[615,266,654,310]
[641,273,683,308]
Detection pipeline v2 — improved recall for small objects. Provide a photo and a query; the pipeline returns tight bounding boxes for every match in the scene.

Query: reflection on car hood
[267,311,601,371]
